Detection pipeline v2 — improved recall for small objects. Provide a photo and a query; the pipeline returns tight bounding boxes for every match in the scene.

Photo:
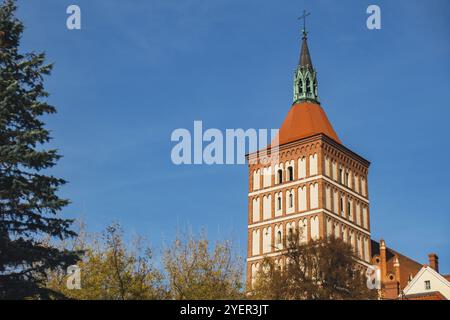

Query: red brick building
[245,27,444,299]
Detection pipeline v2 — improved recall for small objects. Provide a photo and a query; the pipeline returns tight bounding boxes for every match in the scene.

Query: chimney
[428,253,439,273]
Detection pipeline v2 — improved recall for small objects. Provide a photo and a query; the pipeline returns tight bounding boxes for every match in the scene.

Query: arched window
[299,79,303,94]
[277,231,282,245]
[287,228,293,242]
[287,166,293,181]
[277,169,283,184]
[306,78,311,94]
[289,193,293,208]
[277,196,282,210]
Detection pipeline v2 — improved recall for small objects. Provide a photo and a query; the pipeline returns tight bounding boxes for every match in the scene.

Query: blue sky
[15,0,450,273]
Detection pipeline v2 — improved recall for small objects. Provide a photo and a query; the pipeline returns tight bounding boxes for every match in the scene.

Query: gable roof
[402,265,450,299]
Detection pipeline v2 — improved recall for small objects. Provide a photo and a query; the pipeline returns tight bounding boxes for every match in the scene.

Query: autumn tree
[46,223,166,300]
[0,0,80,299]
[47,226,245,300]
[252,234,377,300]
[163,230,244,300]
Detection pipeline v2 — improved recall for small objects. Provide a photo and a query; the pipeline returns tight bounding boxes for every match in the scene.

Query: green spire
[293,15,319,104]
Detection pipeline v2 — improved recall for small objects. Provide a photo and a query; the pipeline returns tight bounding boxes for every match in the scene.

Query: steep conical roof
[273,102,341,146]
[299,34,313,68]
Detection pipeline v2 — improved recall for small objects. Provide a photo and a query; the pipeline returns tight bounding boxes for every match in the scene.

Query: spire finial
[293,10,319,105]
[298,10,311,39]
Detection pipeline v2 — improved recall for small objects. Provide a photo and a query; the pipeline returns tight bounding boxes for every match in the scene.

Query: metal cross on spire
[297,10,311,37]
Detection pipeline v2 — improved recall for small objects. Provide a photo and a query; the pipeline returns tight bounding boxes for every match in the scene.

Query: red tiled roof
[272,102,341,146]
[403,291,447,300]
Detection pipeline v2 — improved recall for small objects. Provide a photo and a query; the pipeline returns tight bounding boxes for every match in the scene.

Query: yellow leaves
[46,224,244,300]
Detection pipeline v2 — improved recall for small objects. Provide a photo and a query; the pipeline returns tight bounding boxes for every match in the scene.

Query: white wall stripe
[248,209,322,229]
[248,175,319,197]
[248,208,370,236]
[321,176,369,203]
[323,209,371,235]
[248,174,369,204]
[247,251,372,267]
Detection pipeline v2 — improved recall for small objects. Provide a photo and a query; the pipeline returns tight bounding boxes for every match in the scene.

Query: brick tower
[246,27,372,289]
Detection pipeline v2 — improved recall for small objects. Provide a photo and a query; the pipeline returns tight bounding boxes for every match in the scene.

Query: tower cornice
[246,133,370,169]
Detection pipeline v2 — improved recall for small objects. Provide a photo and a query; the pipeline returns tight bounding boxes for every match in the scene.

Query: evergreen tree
[0,0,80,299]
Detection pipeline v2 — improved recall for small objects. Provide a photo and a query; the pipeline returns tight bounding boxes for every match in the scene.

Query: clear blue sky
[16,0,450,273]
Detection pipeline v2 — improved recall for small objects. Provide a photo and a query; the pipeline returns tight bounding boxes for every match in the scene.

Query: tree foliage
[46,223,167,300]
[46,225,245,300]
[252,235,377,300]
[163,230,244,300]
[0,0,80,299]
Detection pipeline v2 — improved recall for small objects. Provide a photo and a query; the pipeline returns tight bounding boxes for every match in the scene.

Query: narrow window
[306,78,311,94]
[299,79,303,94]
[277,231,282,245]
[347,201,351,216]
[277,196,282,210]
[288,166,293,181]
[288,228,293,242]
[340,197,344,214]
[339,168,343,184]
[425,281,431,290]
[277,169,283,184]
[289,193,293,208]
